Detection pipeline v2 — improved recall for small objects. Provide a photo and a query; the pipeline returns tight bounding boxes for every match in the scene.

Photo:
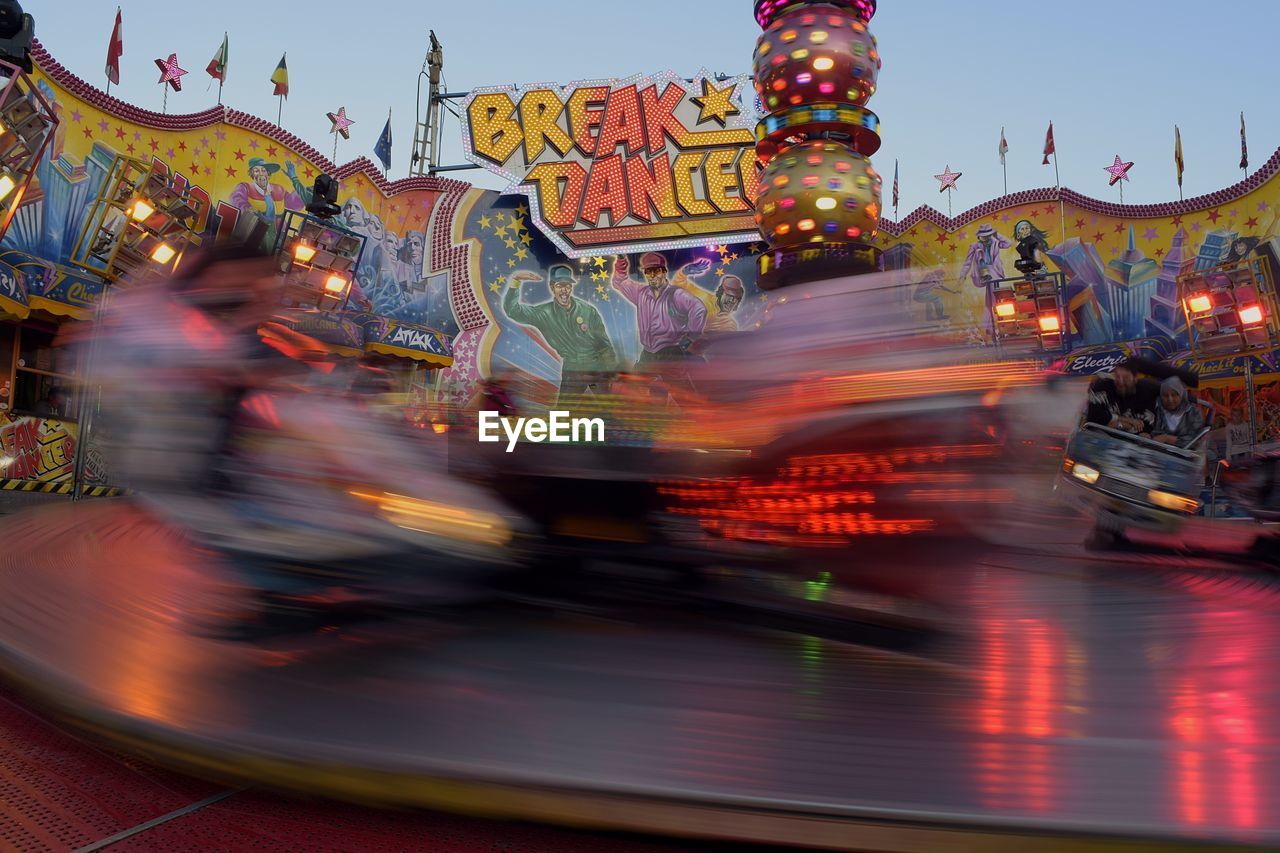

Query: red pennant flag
[105,7,123,86]
[1042,121,1055,166]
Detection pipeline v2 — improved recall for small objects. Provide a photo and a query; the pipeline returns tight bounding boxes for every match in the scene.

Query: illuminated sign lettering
[463,70,759,257]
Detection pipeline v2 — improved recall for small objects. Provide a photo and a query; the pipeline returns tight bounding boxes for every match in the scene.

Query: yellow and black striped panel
[0,479,127,497]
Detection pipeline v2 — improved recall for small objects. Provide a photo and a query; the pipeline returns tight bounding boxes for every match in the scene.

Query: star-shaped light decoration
[934,165,962,192]
[1104,155,1134,186]
[154,54,188,91]
[691,78,740,126]
[327,106,355,139]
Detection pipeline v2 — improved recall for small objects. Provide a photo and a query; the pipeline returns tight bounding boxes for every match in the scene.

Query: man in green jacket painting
[502,264,618,403]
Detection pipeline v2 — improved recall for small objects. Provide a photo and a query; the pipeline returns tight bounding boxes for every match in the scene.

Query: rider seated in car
[1149,376,1205,448]
[1085,357,1159,435]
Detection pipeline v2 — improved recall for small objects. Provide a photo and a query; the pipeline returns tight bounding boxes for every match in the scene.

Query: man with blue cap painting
[503,263,617,402]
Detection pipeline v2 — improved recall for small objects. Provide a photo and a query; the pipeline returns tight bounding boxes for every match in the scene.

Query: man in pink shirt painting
[610,252,709,398]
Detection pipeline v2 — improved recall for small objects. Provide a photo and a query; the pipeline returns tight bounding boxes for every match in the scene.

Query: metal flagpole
[1054,151,1066,243]
[277,96,283,126]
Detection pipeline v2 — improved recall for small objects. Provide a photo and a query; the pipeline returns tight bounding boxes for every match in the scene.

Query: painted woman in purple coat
[959,223,1011,334]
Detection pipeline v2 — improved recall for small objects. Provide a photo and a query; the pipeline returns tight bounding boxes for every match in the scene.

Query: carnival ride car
[1057,421,1209,540]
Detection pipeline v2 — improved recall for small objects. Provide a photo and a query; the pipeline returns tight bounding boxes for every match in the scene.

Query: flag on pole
[998,128,1008,166]
[375,112,393,172]
[1174,125,1184,188]
[1042,121,1055,165]
[1240,112,1248,171]
[892,159,899,212]
[270,54,289,98]
[105,7,123,86]
[206,33,228,81]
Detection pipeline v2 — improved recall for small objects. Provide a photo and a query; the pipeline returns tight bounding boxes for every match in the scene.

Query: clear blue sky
[35,1,1279,218]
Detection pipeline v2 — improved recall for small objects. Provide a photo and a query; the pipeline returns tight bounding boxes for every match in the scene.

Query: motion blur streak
[349,490,513,547]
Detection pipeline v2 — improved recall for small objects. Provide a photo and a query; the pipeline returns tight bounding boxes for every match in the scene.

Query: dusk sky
[37,1,1280,220]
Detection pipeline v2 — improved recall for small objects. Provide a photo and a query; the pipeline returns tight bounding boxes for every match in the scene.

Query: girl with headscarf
[1150,376,1204,448]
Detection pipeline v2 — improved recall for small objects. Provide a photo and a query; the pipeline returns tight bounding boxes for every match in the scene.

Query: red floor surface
[0,687,701,852]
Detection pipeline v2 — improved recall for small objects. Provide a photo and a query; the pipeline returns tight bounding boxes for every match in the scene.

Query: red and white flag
[998,128,1008,166]
[1042,121,1055,165]
[206,33,228,82]
[105,7,123,86]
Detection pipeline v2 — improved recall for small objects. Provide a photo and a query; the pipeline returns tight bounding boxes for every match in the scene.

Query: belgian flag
[270,53,289,98]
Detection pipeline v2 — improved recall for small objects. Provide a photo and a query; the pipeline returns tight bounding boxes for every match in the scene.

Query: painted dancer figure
[959,223,1011,332]
[502,265,617,402]
[610,252,708,395]
[229,158,306,228]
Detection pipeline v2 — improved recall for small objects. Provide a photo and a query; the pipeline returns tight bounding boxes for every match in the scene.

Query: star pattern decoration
[1141,227,1159,241]
[114,127,126,140]
[1171,215,1183,226]
[1246,217,1260,229]
[1104,155,1133,186]
[1154,248,1165,258]
[224,166,237,178]
[934,166,962,192]
[154,54,187,91]
[70,109,82,123]
[691,78,740,126]
[1092,231,1105,243]
[327,106,355,139]
[1206,209,1222,223]
[98,119,109,133]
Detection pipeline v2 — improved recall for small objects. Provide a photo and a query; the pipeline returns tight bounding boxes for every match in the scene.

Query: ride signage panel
[462,70,760,258]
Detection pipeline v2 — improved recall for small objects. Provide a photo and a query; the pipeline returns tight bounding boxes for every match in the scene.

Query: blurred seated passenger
[1085,358,1158,435]
[1150,376,1205,448]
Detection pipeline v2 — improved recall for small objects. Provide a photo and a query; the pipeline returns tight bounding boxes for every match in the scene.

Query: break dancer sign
[462,70,759,258]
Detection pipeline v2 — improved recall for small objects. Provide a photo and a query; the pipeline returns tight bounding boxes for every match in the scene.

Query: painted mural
[8,39,1280,440]
[458,194,768,407]
[9,42,457,354]
[876,176,1280,355]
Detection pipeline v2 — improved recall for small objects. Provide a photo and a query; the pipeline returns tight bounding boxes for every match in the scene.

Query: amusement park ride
[0,1,53,248]
[5,2,1280,851]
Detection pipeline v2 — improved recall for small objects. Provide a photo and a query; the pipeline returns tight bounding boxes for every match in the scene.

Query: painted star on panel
[327,107,355,139]
[934,166,962,192]
[691,78,740,126]
[154,54,187,91]
[1104,155,1133,186]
